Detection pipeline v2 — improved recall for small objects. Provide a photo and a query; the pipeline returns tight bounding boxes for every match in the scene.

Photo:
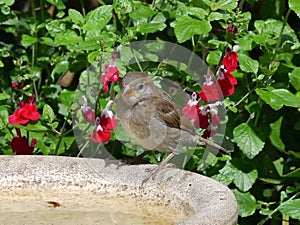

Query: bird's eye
[137,84,144,90]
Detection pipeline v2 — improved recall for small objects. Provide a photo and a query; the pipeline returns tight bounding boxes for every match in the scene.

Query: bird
[116,72,229,183]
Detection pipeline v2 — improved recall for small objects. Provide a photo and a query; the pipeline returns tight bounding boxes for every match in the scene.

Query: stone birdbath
[0,155,238,225]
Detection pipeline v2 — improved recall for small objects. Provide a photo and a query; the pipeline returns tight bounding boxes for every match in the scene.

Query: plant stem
[258,191,300,225]
[231,89,252,108]
[30,0,39,101]
[79,0,86,17]
[270,8,291,64]
[40,0,44,22]
[27,130,30,145]
[77,140,89,157]
[238,0,245,11]
[97,0,106,6]
[53,118,67,155]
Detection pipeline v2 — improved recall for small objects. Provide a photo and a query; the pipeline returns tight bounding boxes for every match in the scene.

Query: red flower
[100,100,118,130]
[202,129,217,139]
[10,128,37,155]
[90,100,118,144]
[222,49,238,72]
[100,54,120,93]
[8,96,40,125]
[199,108,209,129]
[12,82,22,90]
[81,96,95,124]
[209,106,221,127]
[199,74,221,102]
[227,25,238,34]
[217,67,238,97]
[90,121,112,143]
[182,92,200,128]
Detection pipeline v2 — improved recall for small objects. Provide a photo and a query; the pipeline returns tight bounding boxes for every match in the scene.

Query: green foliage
[0,0,300,224]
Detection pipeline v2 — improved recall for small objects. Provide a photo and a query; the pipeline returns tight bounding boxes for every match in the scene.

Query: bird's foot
[141,153,175,185]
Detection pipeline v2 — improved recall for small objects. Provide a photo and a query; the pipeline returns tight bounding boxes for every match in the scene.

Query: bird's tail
[198,136,230,156]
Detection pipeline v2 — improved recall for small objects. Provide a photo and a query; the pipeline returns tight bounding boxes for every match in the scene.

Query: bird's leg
[142,152,175,184]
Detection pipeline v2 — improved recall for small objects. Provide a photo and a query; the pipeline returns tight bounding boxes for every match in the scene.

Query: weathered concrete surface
[0,155,238,225]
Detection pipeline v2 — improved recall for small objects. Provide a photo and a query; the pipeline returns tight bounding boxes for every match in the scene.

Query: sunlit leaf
[238,54,259,74]
[175,15,212,43]
[0,0,15,6]
[21,34,37,47]
[279,199,300,220]
[68,9,84,25]
[289,0,300,19]
[233,123,265,159]
[269,117,285,151]
[83,5,113,31]
[46,0,65,10]
[234,170,258,192]
[43,104,56,123]
[232,189,257,217]
[290,67,300,91]
[256,88,300,110]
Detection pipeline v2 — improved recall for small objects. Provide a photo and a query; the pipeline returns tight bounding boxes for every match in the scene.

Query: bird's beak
[122,85,137,96]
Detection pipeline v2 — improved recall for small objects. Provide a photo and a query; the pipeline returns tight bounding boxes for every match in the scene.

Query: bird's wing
[130,96,195,132]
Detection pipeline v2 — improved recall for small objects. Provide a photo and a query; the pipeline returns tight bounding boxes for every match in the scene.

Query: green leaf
[187,7,207,19]
[208,12,229,21]
[206,50,222,65]
[59,89,75,106]
[269,116,285,151]
[237,36,253,51]
[50,60,69,81]
[238,54,259,74]
[40,37,59,47]
[137,22,166,34]
[129,2,155,23]
[282,168,300,178]
[21,34,37,47]
[216,0,238,10]
[279,199,300,220]
[234,170,258,192]
[137,13,166,34]
[290,67,300,91]
[0,60,3,67]
[212,162,238,186]
[0,0,15,6]
[255,88,300,110]
[43,104,56,123]
[0,92,9,101]
[68,9,84,25]
[22,121,48,132]
[232,189,257,217]
[174,15,212,43]
[83,5,113,31]
[48,121,59,129]
[252,34,276,45]
[54,30,82,47]
[273,157,284,177]
[233,123,265,159]
[46,0,65,10]
[289,0,300,19]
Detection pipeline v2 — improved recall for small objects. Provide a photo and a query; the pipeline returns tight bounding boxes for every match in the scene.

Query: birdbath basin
[0,155,238,225]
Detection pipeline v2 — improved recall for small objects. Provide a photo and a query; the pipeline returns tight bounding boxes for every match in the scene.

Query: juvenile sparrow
[116,72,229,181]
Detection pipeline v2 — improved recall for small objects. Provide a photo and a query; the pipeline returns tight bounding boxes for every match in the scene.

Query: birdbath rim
[0,155,238,225]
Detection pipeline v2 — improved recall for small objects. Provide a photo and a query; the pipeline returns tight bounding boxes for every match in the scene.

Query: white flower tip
[82,96,87,105]
[233,45,240,52]
[106,100,114,109]
[102,100,114,117]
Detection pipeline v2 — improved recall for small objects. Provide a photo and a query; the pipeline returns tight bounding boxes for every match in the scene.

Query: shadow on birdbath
[0,155,238,225]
